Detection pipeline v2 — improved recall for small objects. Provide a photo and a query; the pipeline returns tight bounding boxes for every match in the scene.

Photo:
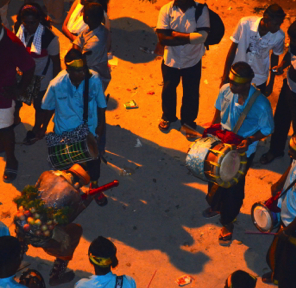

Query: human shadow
[110,17,157,63]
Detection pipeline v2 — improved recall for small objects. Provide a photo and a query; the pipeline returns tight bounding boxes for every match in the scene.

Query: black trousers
[256,81,266,95]
[206,153,255,226]
[161,60,201,128]
[269,79,296,155]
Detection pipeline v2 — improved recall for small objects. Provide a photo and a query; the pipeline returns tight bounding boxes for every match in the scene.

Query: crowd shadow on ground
[110,17,157,63]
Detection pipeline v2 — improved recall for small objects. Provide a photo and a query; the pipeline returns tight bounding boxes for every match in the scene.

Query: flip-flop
[202,207,220,219]
[23,131,38,145]
[260,151,284,165]
[158,119,170,131]
[3,162,18,183]
[262,272,274,284]
[218,229,233,246]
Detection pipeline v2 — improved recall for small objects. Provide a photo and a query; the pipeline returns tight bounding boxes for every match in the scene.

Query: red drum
[251,192,281,233]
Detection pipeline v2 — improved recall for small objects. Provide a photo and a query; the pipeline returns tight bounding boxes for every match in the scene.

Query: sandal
[158,119,170,131]
[260,151,284,165]
[218,226,233,246]
[3,162,18,183]
[23,131,38,145]
[202,207,220,219]
[262,272,273,284]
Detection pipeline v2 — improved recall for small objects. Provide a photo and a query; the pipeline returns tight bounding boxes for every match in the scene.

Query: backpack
[194,3,225,50]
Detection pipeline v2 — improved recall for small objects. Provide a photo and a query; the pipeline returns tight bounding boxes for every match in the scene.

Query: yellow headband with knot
[89,253,113,267]
[65,59,84,68]
[229,68,252,84]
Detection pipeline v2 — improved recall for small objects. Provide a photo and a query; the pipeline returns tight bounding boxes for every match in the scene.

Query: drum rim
[251,201,274,233]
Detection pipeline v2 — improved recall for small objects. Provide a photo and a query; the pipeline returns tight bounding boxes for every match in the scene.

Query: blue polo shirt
[0,221,10,236]
[42,70,107,136]
[75,272,136,288]
[215,84,274,157]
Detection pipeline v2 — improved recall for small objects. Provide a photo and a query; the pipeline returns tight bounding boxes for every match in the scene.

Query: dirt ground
[1,0,296,287]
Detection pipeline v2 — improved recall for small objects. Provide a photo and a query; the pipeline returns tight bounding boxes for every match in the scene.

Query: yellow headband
[229,68,252,84]
[290,136,296,151]
[65,59,84,68]
[89,253,113,267]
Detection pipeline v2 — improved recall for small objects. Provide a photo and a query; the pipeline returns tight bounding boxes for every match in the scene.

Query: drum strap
[83,72,90,123]
[279,179,296,199]
[233,86,261,134]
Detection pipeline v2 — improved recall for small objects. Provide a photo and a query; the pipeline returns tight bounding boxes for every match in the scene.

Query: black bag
[194,3,225,50]
[114,276,123,288]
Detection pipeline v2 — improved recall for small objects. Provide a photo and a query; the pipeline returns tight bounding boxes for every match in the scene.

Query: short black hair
[0,236,22,278]
[288,21,296,41]
[264,4,286,22]
[231,61,255,80]
[231,270,257,288]
[89,236,118,268]
[65,48,83,64]
[84,3,104,25]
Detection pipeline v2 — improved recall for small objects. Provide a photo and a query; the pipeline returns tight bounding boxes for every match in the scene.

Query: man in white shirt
[75,236,136,288]
[156,0,210,135]
[220,4,285,96]
[260,21,296,165]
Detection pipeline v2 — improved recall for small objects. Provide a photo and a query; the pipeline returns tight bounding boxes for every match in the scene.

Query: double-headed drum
[251,194,281,233]
[186,136,247,188]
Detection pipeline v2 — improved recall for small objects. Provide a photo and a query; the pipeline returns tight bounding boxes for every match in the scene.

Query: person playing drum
[202,61,274,245]
[41,48,107,200]
[262,134,296,287]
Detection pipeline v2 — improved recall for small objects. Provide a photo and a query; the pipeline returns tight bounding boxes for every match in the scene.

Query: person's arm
[265,53,279,97]
[270,164,292,196]
[220,42,238,88]
[156,29,208,46]
[236,130,266,153]
[95,108,105,138]
[212,108,221,124]
[62,0,79,41]
[18,66,35,95]
[50,54,61,78]
[272,50,291,75]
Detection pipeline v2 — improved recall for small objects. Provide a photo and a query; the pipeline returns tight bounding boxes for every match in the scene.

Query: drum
[186,136,247,188]
[48,133,99,170]
[251,194,281,233]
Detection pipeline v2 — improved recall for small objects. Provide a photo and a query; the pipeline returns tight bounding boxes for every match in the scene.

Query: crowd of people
[0,0,296,287]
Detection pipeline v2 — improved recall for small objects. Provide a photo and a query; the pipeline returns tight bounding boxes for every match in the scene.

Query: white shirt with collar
[156,1,210,69]
[231,16,285,86]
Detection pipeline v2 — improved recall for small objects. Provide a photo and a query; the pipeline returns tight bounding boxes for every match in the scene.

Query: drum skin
[251,201,281,233]
[186,137,247,188]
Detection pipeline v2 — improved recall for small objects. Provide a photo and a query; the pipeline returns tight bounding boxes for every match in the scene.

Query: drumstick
[245,230,277,235]
[146,270,157,288]
[181,124,203,138]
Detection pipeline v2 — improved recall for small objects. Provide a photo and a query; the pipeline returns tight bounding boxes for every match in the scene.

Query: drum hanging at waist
[251,193,281,233]
[47,134,99,170]
[186,136,247,188]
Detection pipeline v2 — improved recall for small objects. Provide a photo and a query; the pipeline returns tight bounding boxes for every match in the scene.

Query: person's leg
[180,60,201,128]
[286,84,296,136]
[14,100,23,126]
[43,224,82,286]
[261,80,291,164]
[161,61,180,123]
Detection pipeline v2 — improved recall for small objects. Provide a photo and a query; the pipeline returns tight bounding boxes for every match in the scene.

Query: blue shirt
[0,276,27,288]
[215,84,274,157]
[278,159,296,227]
[0,221,10,236]
[75,272,136,288]
[42,70,107,136]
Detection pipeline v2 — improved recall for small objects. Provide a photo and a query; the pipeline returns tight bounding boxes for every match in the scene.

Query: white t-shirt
[156,1,210,69]
[231,16,285,86]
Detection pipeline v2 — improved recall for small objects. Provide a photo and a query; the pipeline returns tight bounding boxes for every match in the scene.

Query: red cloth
[203,123,244,145]
[0,28,35,108]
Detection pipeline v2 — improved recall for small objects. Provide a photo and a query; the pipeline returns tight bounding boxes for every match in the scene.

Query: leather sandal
[262,271,273,284]
[219,225,233,246]
[202,207,220,219]
[158,119,170,131]
[3,162,18,183]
